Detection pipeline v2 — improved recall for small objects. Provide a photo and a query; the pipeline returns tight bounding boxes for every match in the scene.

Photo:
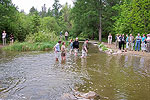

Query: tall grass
[3,42,57,51]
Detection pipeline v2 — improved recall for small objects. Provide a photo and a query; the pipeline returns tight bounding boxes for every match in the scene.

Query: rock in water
[60,91,100,100]
[81,91,98,99]
[60,93,77,100]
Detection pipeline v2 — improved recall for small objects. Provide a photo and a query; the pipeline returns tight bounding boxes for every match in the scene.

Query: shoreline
[89,41,150,58]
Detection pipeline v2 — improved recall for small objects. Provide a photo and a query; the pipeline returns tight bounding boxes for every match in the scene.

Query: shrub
[25,30,59,43]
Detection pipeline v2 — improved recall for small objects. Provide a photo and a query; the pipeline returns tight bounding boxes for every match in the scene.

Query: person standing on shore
[81,39,88,58]
[2,30,7,46]
[118,34,122,50]
[61,42,66,61]
[135,33,141,51]
[121,34,125,50]
[65,31,69,41]
[10,34,14,45]
[108,33,112,45]
[54,41,61,61]
[73,37,79,56]
[146,34,150,52]
[115,34,119,49]
[141,34,146,52]
[129,34,134,51]
[126,34,129,50]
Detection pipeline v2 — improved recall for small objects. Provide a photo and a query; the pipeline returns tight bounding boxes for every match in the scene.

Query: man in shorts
[81,39,88,58]
[73,37,79,56]
[54,41,61,61]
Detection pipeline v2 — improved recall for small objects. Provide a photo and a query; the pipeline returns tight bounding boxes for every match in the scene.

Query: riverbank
[1,41,70,51]
[2,42,57,51]
[89,40,150,58]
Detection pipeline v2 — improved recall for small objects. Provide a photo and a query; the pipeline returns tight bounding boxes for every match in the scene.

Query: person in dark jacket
[73,37,79,56]
[118,34,122,50]
[121,34,125,50]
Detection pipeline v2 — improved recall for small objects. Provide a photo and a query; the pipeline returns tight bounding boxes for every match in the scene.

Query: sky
[12,0,74,14]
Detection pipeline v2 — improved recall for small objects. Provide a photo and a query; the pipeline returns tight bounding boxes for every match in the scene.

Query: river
[0,43,150,100]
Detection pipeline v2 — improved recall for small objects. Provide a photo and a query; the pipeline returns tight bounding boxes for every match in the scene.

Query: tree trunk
[99,16,102,42]
[99,0,102,42]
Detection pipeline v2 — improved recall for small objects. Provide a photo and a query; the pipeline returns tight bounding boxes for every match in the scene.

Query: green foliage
[25,31,59,43]
[59,3,72,32]
[71,0,121,40]
[1,0,150,44]
[99,43,108,51]
[113,0,150,36]
[40,17,61,34]
[0,0,18,41]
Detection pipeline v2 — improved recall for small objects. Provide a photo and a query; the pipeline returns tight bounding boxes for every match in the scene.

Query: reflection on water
[0,44,150,100]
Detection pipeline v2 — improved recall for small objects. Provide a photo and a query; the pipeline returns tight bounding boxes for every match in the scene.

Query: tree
[40,4,47,17]
[113,0,150,36]
[59,3,72,32]
[32,12,41,33]
[52,0,62,18]
[71,0,121,40]
[29,6,38,15]
[46,8,53,17]
[0,0,18,41]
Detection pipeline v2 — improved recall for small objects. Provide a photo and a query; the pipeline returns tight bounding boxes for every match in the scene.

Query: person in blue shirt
[126,34,129,50]
[54,40,61,61]
[141,34,146,52]
[69,39,74,54]
[60,31,62,39]
[135,33,141,51]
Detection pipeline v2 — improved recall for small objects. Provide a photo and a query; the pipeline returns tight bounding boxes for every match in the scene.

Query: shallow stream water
[0,44,150,100]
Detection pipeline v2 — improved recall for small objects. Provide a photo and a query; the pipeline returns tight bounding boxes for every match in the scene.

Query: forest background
[0,0,150,43]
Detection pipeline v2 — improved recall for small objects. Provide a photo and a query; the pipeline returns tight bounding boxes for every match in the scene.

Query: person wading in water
[61,42,66,61]
[81,39,88,58]
[73,37,79,56]
[54,41,61,61]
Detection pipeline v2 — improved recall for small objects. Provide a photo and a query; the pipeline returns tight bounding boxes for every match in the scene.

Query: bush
[25,30,59,43]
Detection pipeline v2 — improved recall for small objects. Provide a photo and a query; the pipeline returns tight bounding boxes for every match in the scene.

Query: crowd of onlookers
[1,30,14,46]
[108,33,150,52]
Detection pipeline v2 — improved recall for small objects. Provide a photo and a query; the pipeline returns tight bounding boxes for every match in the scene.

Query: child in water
[61,42,66,61]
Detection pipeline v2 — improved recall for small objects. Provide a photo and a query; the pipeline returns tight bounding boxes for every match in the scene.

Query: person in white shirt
[2,30,7,46]
[108,33,112,45]
[65,31,69,41]
[53,41,61,61]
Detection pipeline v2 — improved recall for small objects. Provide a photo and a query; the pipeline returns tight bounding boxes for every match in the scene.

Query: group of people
[112,33,150,52]
[53,37,89,61]
[1,30,14,46]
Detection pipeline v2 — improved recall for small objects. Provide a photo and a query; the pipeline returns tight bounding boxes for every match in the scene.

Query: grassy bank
[2,42,57,51]
[3,41,70,52]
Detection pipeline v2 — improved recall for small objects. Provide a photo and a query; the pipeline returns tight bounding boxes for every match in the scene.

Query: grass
[3,42,57,51]
[98,43,108,51]
[3,40,70,52]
